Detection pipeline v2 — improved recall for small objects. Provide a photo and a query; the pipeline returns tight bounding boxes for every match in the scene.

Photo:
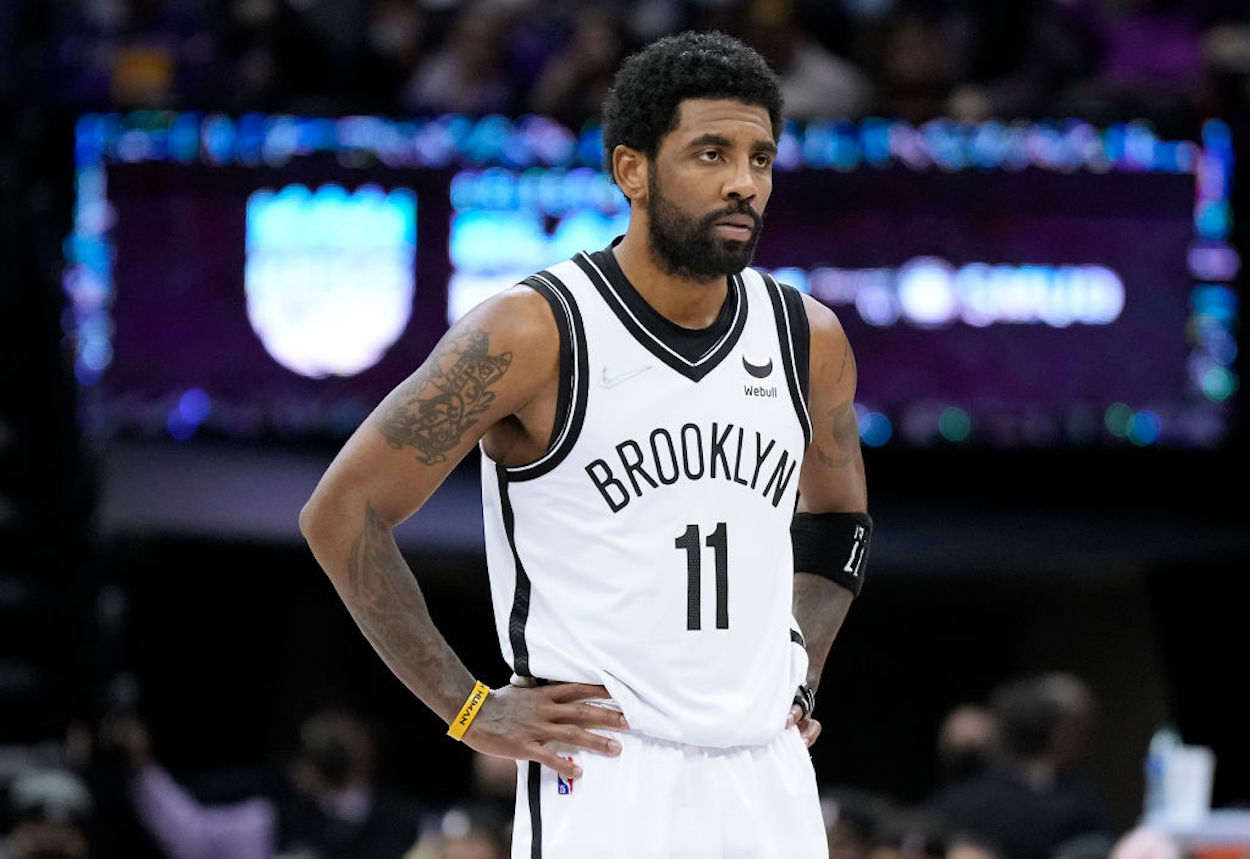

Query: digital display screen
[64,112,1239,449]
[761,167,1211,447]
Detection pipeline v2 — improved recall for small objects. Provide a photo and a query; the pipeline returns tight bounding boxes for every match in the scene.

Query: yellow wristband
[446,681,491,740]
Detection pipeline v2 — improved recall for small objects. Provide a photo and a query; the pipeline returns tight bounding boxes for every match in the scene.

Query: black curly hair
[600,30,783,182]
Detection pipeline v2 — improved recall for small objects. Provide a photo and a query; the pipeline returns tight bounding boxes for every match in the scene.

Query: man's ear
[612,145,648,204]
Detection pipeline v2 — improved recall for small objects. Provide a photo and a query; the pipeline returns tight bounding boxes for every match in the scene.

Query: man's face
[645,98,776,281]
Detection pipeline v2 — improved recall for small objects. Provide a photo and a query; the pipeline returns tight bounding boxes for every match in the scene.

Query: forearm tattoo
[814,342,859,468]
[377,329,512,464]
[345,502,451,692]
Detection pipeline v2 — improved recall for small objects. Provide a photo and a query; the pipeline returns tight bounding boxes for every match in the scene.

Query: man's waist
[508,675,790,749]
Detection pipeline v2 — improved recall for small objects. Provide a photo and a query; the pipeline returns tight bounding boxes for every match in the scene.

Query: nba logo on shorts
[557,758,575,795]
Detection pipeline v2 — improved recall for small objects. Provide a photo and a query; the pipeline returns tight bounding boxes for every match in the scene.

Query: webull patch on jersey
[584,421,799,513]
[742,355,773,378]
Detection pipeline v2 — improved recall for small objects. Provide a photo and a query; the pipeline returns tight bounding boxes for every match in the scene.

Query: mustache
[702,202,762,231]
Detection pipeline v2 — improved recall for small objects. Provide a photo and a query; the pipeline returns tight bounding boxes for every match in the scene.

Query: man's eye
[699,150,721,161]
[754,154,773,168]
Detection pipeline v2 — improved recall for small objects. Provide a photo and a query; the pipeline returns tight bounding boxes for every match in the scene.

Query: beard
[646,171,763,281]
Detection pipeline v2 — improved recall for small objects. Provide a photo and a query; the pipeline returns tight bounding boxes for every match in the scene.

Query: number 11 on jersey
[675,523,728,631]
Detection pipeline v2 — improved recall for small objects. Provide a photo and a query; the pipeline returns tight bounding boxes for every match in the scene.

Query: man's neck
[612,231,729,330]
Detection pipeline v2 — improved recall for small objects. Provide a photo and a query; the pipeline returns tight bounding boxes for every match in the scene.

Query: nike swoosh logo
[742,356,773,378]
[600,365,653,389]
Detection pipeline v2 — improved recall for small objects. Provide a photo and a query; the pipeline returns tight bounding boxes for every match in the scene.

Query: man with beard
[301,30,870,859]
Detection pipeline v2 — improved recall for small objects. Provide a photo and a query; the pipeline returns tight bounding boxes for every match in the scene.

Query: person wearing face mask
[0,768,93,859]
[106,708,425,859]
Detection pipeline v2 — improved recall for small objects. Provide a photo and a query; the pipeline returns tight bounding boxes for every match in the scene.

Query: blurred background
[2,0,1249,858]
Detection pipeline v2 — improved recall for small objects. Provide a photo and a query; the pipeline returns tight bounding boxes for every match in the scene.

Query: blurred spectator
[452,751,514,845]
[925,673,1114,859]
[0,768,93,859]
[399,1,519,116]
[941,0,1103,123]
[32,0,1236,125]
[402,808,507,859]
[866,807,949,859]
[866,9,954,124]
[790,0,870,62]
[618,0,690,45]
[1107,827,1181,859]
[1055,0,1222,135]
[216,0,339,112]
[1035,673,1098,778]
[46,0,219,110]
[1200,20,1250,118]
[822,786,900,859]
[945,831,1005,859]
[105,708,424,859]
[1093,0,1206,93]
[684,1,748,40]
[934,703,1001,787]
[355,0,429,112]
[499,0,585,98]
[1053,831,1120,859]
[742,0,874,120]
[527,5,630,130]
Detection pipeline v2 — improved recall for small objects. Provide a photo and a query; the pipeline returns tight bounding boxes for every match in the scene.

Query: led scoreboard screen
[65,113,1239,449]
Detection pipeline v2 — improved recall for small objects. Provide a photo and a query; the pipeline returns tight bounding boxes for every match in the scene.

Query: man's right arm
[298,287,626,779]
[787,294,870,747]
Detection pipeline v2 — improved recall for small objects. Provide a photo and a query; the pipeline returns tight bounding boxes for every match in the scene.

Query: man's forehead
[669,98,775,141]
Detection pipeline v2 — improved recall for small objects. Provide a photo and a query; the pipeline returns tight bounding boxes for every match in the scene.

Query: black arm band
[793,683,816,721]
[791,511,873,597]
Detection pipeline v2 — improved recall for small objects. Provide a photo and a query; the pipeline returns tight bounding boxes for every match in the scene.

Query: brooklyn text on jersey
[583,421,800,513]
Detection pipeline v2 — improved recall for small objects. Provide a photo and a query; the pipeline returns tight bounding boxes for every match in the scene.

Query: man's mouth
[711,213,757,240]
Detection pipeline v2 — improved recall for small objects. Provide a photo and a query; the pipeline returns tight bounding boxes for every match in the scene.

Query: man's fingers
[547,682,612,702]
[799,717,822,748]
[550,723,623,756]
[786,703,802,729]
[535,747,583,780]
[531,723,621,778]
[555,701,630,730]
[542,684,630,731]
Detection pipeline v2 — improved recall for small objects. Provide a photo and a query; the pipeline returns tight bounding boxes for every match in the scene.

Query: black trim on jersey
[525,274,573,452]
[527,762,542,859]
[588,246,739,364]
[506,271,589,481]
[780,284,811,403]
[496,463,534,678]
[574,250,747,382]
[791,628,806,647]
[762,272,814,446]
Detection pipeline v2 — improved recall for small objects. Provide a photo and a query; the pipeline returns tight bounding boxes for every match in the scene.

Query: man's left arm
[786,293,870,747]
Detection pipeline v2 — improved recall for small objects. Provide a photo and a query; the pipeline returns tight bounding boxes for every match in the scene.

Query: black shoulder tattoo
[376,329,512,464]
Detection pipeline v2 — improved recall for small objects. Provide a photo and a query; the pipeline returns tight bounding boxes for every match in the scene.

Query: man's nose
[723,156,759,201]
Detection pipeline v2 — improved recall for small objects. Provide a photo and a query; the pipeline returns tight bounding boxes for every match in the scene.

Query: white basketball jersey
[480,246,814,748]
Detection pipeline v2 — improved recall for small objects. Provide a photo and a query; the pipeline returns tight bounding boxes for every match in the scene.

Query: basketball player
[300,30,871,859]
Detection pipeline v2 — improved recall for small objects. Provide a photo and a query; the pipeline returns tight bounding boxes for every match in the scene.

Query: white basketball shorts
[509,723,828,859]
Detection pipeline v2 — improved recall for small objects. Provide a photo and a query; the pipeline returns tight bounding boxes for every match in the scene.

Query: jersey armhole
[761,273,814,446]
[507,272,588,480]
[779,285,811,404]
[523,275,573,452]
